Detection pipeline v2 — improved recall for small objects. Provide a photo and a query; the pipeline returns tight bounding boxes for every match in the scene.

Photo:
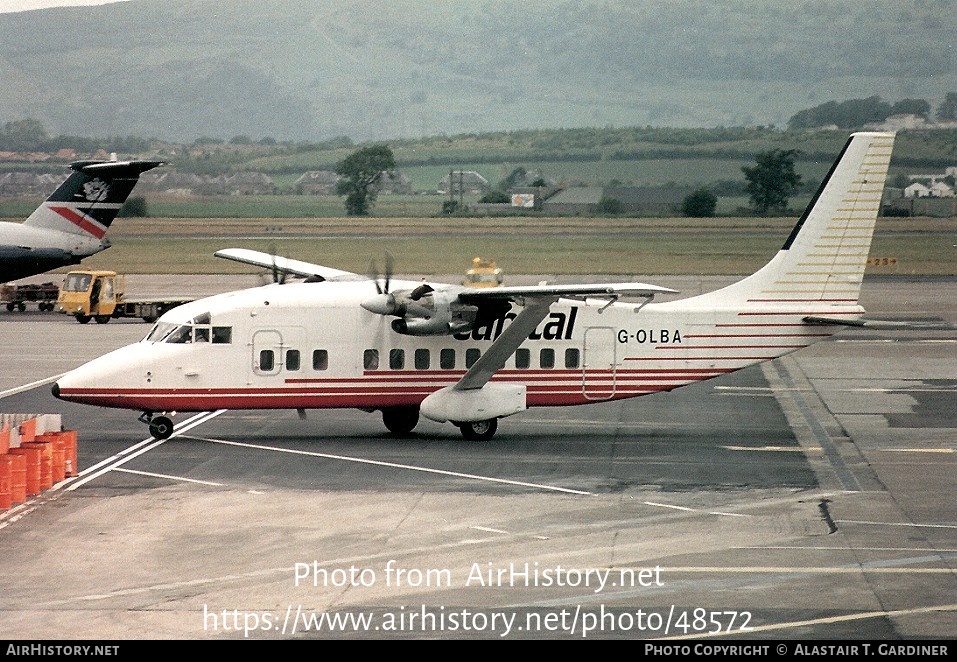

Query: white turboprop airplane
[54,132,894,441]
[0,160,163,283]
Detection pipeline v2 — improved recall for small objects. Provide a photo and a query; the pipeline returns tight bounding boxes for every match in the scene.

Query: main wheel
[149,416,174,440]
[382,407,419,436]
[456,418,498,441]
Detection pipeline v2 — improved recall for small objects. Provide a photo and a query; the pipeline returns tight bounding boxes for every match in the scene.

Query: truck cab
[57,270,124,324]
[463,257,504,288]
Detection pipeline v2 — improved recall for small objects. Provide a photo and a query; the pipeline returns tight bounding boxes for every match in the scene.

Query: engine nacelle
[420,384,527,423]
[392,317,471,336]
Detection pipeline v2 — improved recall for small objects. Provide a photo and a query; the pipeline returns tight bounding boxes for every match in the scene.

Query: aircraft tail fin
[683,132,895,311]
[23,160,164,238]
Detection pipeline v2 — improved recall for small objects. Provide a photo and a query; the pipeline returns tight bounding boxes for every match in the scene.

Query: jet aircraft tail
[679,132,895,313]
[23,160,164,239]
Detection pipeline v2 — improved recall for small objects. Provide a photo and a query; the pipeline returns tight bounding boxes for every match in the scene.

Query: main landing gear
[379,407,499,440]
[140,412,174,440]
[454,418,498,441]
[381,407,420,436]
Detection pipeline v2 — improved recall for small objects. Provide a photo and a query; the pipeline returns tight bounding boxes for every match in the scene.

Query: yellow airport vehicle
[56,270,191,324]
[463,257,503,288]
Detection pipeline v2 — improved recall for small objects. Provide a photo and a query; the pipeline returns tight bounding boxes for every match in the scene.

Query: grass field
[50,215,954,277]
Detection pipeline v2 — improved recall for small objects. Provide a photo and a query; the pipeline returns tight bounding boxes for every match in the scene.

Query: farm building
[438,171,489,195]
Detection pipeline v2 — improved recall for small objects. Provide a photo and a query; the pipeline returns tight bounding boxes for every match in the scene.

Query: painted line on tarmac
[58,410,226,492]
[835,520,957,530]
[113,467,226,487]
[192,435,593,496]
[0,372,67,399]
[644,501,749,518]
[2,411,225,527]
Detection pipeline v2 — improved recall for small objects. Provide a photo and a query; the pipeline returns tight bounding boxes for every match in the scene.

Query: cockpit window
[165,325,192,344]
[145,321,178,342]
[144,319,232,344]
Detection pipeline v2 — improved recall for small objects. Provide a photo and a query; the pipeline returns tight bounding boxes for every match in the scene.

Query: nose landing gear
[139,412,175,440]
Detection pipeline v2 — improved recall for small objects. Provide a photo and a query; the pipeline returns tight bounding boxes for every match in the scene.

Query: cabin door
[251,329,284,377]
[582,326,616,400]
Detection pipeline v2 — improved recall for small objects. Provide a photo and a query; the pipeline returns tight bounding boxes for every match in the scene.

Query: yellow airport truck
[56,270,192,324]
[462,257,504,288]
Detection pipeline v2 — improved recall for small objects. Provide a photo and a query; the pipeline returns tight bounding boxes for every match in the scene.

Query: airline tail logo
[47,205,108,239]
[83,178,110,202]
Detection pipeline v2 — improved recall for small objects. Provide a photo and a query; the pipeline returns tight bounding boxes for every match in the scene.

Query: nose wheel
[139,412,175,440]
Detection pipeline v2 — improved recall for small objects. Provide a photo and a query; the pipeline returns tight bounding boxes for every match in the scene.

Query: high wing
[458,282,678,302]
[214,248,357,282]
[453,282,677,391]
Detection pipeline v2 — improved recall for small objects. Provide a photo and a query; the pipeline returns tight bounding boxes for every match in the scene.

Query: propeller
[362,251,400,315]
[269,244,288,285]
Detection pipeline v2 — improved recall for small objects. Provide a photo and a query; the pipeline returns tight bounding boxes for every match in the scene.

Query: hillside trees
[335,144,396,216]
[742,149,801,214]
[938,93,957,121]
[787,96,934,130]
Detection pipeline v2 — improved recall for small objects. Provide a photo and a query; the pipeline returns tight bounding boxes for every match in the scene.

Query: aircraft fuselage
[53,278,849,413]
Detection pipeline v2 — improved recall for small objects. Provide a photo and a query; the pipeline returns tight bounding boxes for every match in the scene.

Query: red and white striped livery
[54,133,895,440]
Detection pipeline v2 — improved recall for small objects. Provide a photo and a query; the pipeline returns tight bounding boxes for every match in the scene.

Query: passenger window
[212,327,232,344]
[259,350,275,371]
[286,349,300,371]
[440,348,455,370]
[465,348,481,368]
[540,348,555,369]
[364,349,379,370]
[390,349,405,370]
[313,349,328,371]
[414,348,430,370]
[565,348,580,369]
[515,348,531,369]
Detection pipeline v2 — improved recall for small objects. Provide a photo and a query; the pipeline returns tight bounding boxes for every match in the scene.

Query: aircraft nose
[51,382,61,400]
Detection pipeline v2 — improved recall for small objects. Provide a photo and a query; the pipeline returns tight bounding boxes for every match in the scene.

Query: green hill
[1,0,955,141]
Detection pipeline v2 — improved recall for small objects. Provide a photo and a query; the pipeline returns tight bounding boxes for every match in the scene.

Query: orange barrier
[22,442,53,491]
[18,418,36,444]
[57,430,78,478]
[0,456,11,510]
[1,417,79,511]
[8,446,41,497]
[8,453,26,504]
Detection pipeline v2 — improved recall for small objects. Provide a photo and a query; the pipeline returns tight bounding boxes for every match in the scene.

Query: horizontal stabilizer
[805,316,956,331]
[803,316,867,327]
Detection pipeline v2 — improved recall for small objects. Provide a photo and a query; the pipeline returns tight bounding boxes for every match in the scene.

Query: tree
[742,149,802,214]
[0,118,48,151]
[596,196,623,215]
[937,93,957,122]
[682,188,717,217]
[335,144,396,216]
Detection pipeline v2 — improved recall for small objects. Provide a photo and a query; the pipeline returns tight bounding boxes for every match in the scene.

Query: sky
[0,0,129,12]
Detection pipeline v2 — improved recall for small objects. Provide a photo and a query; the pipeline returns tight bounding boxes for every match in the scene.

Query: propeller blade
[369,258,383,294]
[384,251,394,294]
